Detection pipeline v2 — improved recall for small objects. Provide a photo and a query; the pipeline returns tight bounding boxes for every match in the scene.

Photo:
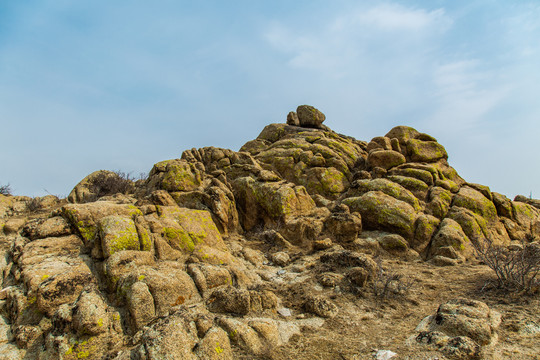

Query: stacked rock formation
[0,105,538,359]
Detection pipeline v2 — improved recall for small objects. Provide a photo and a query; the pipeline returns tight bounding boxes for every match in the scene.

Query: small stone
[313,238,333,250]
[271,252,290,267]
[304,295,338,318]
[277,307,292,317]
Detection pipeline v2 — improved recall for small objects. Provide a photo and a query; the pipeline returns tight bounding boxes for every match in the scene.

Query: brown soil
[235,254,540,360]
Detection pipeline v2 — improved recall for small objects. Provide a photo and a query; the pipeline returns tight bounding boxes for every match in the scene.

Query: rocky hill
[0,105,539,359]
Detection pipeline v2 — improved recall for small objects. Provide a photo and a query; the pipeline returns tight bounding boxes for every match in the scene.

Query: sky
[1,0,539,199]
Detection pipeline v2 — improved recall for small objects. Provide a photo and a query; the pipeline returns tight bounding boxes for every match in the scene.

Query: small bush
[474,238,540,293]
[89,171,135,199]
[26,197,43,212]
[371,259,414,299]
[0,183,12,196]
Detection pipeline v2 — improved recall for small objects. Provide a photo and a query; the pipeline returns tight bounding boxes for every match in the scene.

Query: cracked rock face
[0,106,539,359]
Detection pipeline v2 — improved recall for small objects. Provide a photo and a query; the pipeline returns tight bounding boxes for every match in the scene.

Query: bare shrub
[0,183,12,195]
[26,198,43,212]
[473,239,540,293]
[371,258,414,298]
[89,170,135,199]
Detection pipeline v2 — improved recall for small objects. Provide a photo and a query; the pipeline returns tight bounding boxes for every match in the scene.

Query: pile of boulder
[0,105,538,359]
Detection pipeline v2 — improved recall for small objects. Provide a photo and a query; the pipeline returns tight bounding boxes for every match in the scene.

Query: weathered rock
[453,186,498,223]
[146,159,203,193]
[157,206,227,253]
[367,150,406,170]
[286,111,300,126]
[304,295,338,318]
[105,250,155,291]
[429,218,471,259]
[345,178,420,211]
[343,191,417,239]
[366,136,392,152]
[208,286,251,315]
[271,252,290,266]
[61,201,143,243]
[412,214,440,253]
[514,195,540,210]
[491,192,513,219]
[279,208,328,245]
[195,327,234,360]
[323,205,362,243]
[135,314,198,360]
[387,175,429,201]
[296,105,326,128]
[415,298,500,346]
[19,235,94,316]
[127,281,155,330]
[188,263,232,296]
[389,167,434,186]
[406,139,448,162]
[99,216,141,258]
[232,177,315,231]
[425,186,453,219]
[378,234,409,252]
[72,291,110,336]
[135,263,201,316]
[23,216,72,240]
[385,126,420,146]
[217,317,264,355]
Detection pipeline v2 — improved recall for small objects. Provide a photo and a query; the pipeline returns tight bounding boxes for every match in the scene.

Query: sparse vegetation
[0,183,12,195]
[474,238,540,294]
[371,258,414,299]
[26,197,43,212]
[89,170,136,199]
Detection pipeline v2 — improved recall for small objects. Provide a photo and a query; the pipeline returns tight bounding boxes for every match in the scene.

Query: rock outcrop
[0,105,538,359]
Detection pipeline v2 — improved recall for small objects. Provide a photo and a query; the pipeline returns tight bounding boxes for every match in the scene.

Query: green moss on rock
[99,216,140,258]
[342,191,417,239]
[406,139,448,163]
[345,178,421,211]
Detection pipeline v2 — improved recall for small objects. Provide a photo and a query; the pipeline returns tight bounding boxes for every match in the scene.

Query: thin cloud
[344,4,449,31]
[264,3,451,75]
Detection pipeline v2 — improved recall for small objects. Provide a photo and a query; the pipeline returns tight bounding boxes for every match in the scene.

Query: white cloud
[425,59,510,133]
[264,3,451,75]
[342,4,449,31]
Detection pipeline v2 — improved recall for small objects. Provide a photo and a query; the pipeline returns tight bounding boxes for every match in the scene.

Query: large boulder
[367,150,406,170]
[156,206,227,253]
[232,177,315,231]
[296,105,326,128]
[344,178,421,211]
[425,186,453,219]
[323,205,362,243]
[429,218,472,259]
[19,235,95,316]
[99,216,142,257]
[412,214,440,253]
[146,159,203,193]
[61,202,143,244]
[452,186,498,223]
[342,191,417,239]
[406,139,448,163]
[134,314,198,360]
[412,298,501,359]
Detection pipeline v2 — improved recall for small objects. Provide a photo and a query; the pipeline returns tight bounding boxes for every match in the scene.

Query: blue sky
[1,0,539,199]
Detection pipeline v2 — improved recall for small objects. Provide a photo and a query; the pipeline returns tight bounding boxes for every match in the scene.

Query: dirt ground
[233,244,540,360]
